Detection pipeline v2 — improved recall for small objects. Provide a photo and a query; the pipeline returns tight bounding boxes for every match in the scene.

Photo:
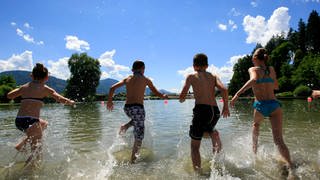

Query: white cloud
[47,57,70,80]
[0,51,33,72]
[243,7,290,46]
[23,22,33,29]
[303,0,320,2]
[218,24,227,31]
[64,35,90,52]
[251,1,258,7]
[218,20,238,32]
[229,8,241,16]
[98,49,130,79]
[11,22,16,26]
[16,28,44,45]
[229,20,238,31]
[177,54,247,87]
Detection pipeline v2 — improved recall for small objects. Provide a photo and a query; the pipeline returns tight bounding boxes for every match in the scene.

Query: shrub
[0,85,14,103]
[276,91,294,97]
[293,85,312,97]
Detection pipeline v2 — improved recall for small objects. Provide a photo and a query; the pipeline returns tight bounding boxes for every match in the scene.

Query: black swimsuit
[189,104,220,140]
[15,116,39,132]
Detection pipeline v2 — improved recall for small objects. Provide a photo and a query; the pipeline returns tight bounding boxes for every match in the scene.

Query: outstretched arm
[230,68,257,107]
[146,78,168,99]
[179,75,191,103]
[215,77,230,118]
[269,66,279,90]
[107,79,125,111]
[7,87,22,99]
[45,86,75,105]
[312,90,320,99]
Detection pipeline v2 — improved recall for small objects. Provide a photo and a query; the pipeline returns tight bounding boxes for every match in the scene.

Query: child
[230,48,294,173]
[312,90,320,99]
[107,60,168,163]
[7,63,75,164]
[179,53,230,173]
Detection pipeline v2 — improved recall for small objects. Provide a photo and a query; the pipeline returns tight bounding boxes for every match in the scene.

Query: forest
[228,10,320,98]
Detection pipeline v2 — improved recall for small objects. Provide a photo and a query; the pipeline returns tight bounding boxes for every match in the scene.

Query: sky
[0,0,319,93]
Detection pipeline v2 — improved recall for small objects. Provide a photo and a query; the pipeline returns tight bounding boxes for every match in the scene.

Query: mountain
[0,70,122,94]
[96,78,126,94]
[0,70,67,93]
[0,70,172,95]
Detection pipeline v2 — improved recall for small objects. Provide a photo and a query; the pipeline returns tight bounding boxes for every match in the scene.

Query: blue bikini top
[256,66,274,84]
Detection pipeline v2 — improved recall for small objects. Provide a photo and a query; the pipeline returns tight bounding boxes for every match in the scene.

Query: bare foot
[212,131,222,153]
[119,124,128,135]
[15,143,27,152]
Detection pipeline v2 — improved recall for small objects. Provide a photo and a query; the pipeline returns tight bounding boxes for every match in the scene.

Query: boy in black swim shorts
[107,60,168,163]
[179,53,230,173]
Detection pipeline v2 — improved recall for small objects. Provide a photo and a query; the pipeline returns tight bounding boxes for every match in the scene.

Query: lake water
[0,99,319,180]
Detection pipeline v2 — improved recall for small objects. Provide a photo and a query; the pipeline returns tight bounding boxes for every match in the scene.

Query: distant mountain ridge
[0,70,172,95]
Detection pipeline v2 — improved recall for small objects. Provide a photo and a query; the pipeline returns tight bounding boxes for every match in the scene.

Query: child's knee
[252,122,260,128]
[212,130,219,137]
[40,119,48,129]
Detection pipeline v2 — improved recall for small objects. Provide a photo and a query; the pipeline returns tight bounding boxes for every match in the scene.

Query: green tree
[265,35,286,54]
[297,19,307,54]
[306,10,320,53]
[292,54,320,89]
[269,41,293,77]
[0,75,16,103]
[228,55,253,96]
[278,63,293,92]
[65,53,101,102]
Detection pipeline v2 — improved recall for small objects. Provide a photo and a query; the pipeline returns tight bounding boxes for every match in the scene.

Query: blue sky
[0,0,319,92]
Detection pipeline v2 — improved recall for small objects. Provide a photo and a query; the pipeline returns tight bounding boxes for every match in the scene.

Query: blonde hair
[253,48,268,62]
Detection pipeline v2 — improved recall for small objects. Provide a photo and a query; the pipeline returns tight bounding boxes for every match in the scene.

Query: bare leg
[269,108,293,169]
[130,139,142,163]
[210,130,222,153]
[191,139,201,173]
[15,136,28,151]
[24,122,43,165]
[119,120,133,135]
[252,110,264,154]
[15,119,47,152]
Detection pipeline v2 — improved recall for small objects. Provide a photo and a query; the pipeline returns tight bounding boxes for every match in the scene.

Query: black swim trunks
[189,104,220,140]
[15,116,40,132]
[124,103,145,141]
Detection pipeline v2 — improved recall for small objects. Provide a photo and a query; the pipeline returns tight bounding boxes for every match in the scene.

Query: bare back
[16,82,51,118]
[189,72,217,106]
[125,74,148,104]
[251,66,277,101]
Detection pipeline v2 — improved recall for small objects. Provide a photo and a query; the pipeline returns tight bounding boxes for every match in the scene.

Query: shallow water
[0,99,319,179]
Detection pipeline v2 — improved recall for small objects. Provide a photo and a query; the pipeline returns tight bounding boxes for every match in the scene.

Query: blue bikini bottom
[253,100,280,117]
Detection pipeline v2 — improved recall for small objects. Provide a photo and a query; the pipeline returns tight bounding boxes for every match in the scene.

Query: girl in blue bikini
[7,63,75,164]
[230,48,294,171]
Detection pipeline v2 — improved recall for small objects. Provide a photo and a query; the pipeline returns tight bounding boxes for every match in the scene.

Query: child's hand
[107,101,113,111]
[69,100,75,106]
[312,90,320,99]
[179,98,185,103]
[163,94,169,99]
[221,106,230,118]
[230,95,238,107]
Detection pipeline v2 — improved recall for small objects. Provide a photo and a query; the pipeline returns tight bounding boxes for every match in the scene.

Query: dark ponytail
[32,63,48,80]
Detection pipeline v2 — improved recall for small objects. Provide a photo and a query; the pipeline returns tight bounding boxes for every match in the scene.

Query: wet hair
[132,60,145,71]
[193,53,208,67]
[253,48,268,62]
[32,63,48,80]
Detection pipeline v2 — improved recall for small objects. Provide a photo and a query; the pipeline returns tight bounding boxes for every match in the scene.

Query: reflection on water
[0,99,319,179]
[68,103,102,152]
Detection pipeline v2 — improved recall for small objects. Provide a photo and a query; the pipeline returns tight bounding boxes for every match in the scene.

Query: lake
[0,99,319,179]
